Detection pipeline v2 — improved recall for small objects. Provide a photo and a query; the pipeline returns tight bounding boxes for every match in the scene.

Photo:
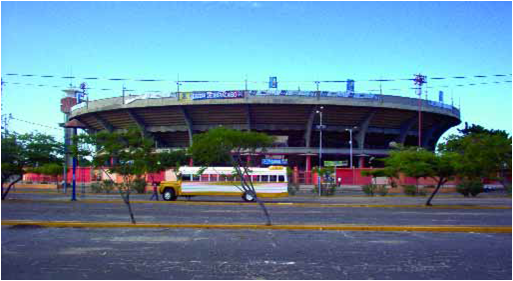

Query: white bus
[158,166,288,202]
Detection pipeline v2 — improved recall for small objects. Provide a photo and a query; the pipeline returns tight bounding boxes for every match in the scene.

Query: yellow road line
[4,198,511,210]
[2,220,511,233]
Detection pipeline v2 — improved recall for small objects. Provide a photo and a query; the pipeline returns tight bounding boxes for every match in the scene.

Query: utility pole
[316,106,324,196]
[316,81,320,100]
[122,85,126,104]
[414,74,427,148]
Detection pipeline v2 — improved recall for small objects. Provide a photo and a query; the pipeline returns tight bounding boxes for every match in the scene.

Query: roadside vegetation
[188,126,275,225]
[72,127,187,224]
[360,124,512,205]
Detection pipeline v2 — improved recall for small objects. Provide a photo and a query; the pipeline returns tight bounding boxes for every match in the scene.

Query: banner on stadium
[262,158,288,165]
[190,91,244,100]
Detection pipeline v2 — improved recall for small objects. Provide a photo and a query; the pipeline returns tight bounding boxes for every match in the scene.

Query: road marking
[2,220,511,233]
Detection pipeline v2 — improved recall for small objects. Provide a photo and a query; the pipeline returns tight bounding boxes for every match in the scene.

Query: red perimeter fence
[22,167,509,186]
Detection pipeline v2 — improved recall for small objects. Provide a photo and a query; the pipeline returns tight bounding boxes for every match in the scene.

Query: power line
[2,72,512,84]
[10,116,62,130]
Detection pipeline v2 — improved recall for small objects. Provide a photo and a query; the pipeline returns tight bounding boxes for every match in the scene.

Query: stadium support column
[180,106,194,166]
[396,116,417,145]
[305,155,311,184]
[358,156,365,168]
[355,110,376,151]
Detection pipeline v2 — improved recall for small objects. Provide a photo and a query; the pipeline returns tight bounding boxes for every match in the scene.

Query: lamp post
[346,126,357,185]
[316,106,324,196]
[345,126,357,169]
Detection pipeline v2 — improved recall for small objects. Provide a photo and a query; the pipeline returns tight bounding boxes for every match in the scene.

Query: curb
[2,220,511,233]
[4,198,511,210]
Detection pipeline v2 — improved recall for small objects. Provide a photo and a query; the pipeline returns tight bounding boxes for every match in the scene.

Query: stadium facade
[66,88,461,170]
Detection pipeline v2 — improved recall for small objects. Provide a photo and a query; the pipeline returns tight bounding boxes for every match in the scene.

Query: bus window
[270,175,277,182]
[278,175,285,182]
[261,175,269,182]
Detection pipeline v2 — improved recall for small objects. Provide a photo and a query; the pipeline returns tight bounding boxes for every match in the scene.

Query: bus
[158,166,288,202]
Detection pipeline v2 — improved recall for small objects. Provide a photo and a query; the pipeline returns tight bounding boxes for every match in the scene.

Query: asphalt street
[2,226,511,279]
[1,191,512,279]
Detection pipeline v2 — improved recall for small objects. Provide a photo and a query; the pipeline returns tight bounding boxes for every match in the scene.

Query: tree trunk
[118,183,137,224]
[426,178,446,206]
[1,176,22,201]
[254,195,272,226]
[233,159,272,225]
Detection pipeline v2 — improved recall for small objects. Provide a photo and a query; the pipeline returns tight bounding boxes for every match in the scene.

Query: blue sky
[1,1,511,141]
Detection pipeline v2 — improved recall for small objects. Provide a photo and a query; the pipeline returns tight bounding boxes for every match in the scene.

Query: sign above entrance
[324,160,348,167]
[262,159,288,165]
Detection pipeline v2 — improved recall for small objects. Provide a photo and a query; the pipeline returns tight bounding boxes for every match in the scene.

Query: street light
[345,126,357,169]
[316,106,324,196]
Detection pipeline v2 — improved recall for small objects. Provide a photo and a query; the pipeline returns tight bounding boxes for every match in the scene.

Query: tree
[30,163,63,189]
[1,132,63,200]
[458,122,510,139]
[443,130,512,189]
[73,127,187,224]
[188,127,275,225]
[383,147,434,193]
[382,147,460,206]
[423,151,460,206]
[361,166,398,185]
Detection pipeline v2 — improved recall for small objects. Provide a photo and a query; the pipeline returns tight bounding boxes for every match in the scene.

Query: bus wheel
[242,192,256,202]
[162,188,177,201]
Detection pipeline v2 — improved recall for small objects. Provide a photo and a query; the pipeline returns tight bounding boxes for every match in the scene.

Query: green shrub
[90,182,103,193]
[469,181,484,197]
[288,183,299,196]
[325,184,337,196]
[457,180,484,197]
[376,185,388,196]
[102,180,115,194]
[456,184,470,197]
[311,184,336,196]
[131,178,147,194]
[362,184,377,196]
[403,185,417,196]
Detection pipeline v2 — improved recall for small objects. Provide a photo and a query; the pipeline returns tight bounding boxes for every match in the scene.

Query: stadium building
[64,84,461,173]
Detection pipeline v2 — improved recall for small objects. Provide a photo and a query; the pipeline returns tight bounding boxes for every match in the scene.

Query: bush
[288,183,299,196]
[403,185,417,196]
[131,178,147,194]
[102,180,115,194]
[457,180,484,197]
[90,182,103,193]
[362,184,377,196]
[311,184,336,196]
[418,189,428,196]
[376,185,388,196]
[324,184,337,196]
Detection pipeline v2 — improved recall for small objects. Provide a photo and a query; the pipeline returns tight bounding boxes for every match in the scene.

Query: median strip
[4,198,511,210]
[2,220,511,233]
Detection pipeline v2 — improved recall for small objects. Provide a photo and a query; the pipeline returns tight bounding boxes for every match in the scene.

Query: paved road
[2,195,511,226]
[2,226,511,279]
[2,192,511,279]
